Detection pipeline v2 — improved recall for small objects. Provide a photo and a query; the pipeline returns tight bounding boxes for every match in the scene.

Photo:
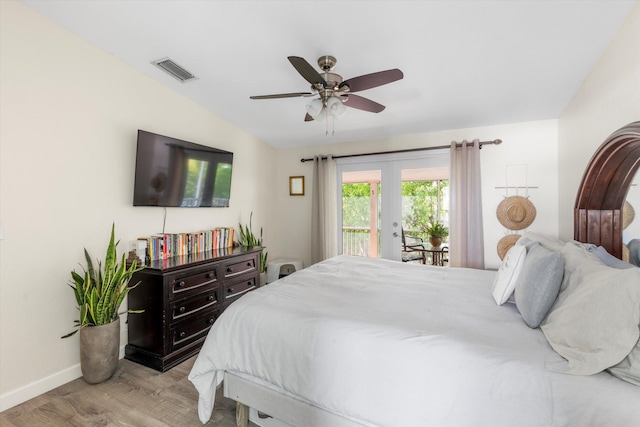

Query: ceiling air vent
[151,57,198,83]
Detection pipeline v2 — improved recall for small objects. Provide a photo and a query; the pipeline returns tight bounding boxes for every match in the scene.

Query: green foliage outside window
[341,180,449,234]
[342,183,379,227]
[402,180,449,234]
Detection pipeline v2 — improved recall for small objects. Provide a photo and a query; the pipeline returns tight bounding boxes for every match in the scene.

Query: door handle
[393,232,399,237]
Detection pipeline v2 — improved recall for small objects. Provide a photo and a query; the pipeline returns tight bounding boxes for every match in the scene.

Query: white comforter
[189,255,640,426]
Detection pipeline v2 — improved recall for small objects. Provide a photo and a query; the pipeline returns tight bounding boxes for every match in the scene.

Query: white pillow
[492,244,527,305]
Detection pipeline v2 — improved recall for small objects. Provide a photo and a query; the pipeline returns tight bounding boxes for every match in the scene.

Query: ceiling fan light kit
[250,55,403,130]
[326,96,346,116]
[306,98,325,120]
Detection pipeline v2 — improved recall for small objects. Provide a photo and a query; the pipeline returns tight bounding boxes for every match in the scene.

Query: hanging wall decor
[495,164,538,259]
[496,195,537,230]
[289,176,305,196]
[496,234,522,260]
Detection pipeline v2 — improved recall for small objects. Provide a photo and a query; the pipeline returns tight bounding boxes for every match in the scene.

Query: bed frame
[224,372,362,427]
[225,121,640,427]
[574,121,640,258]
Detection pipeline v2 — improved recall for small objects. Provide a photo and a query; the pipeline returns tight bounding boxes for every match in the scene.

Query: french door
[337,150,449,261]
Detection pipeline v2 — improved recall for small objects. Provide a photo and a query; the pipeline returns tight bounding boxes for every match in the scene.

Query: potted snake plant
[62,224,143,384]
[238,212,268,284]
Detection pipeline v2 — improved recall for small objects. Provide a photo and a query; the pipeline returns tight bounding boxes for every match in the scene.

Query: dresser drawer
[222,275,257,308]
[170,309,218,352]
[170,288,219,322]
[223,256,257,279]
[169,267,218,297]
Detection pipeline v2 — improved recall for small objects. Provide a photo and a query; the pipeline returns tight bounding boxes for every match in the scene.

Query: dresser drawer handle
[247,262,252,267]
[179,306,186,313]
[179,331,186,338]
[208,318,215,325]
[207,273,214,279]
[178,281,186,287]
[227,267,233,273]
[207,295,215,302]
[226,285,254,299]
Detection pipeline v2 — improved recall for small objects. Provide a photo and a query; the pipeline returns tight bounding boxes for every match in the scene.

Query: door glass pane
[401,167,449,263]
[341,170,381,258]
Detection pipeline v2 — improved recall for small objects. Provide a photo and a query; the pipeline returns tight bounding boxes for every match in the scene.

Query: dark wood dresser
[125,246,262,372]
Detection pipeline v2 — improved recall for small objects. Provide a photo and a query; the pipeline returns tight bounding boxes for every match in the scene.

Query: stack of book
[139,227,235,262]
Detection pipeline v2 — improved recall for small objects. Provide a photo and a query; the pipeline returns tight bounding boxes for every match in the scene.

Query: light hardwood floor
[0,356,258,426]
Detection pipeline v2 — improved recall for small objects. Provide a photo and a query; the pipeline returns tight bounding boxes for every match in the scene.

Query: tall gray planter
[79,317,120,384]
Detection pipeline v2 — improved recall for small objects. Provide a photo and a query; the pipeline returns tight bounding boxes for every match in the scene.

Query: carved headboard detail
[574,121,640,259]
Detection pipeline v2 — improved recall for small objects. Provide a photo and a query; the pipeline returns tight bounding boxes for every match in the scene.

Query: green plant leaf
[62,224,145,338]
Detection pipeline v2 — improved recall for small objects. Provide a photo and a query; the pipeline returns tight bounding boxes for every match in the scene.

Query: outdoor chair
[401,228,426,264]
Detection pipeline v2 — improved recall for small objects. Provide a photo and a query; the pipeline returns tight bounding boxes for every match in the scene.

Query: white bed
[189,246,640,426]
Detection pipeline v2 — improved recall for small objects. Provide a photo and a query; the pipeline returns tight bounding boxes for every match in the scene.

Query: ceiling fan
[250,55,404,122]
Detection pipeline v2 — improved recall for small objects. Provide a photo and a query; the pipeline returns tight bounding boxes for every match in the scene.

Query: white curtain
[311,155,338,264]
[449,140,485,269]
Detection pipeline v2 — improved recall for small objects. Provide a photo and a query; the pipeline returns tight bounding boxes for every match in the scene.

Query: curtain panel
[449,140,485,269]
[311,155,338,264]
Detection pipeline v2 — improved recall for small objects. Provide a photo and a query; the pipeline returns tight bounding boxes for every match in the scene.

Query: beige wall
[0,1,275,409]
[558,2,640,241]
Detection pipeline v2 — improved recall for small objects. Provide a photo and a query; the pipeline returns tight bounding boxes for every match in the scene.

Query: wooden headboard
[574,121,640,259]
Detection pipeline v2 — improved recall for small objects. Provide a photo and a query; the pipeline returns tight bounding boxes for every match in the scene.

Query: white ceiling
[20,0,636,149]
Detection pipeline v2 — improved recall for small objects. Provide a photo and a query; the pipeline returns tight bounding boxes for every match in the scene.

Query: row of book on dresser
[131,227,235,264]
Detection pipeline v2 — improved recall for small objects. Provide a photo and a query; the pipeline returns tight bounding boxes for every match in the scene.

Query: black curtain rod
[300,139,502,163]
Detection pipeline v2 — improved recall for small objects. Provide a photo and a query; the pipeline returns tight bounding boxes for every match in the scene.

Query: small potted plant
[62,224,143,384]
[238,212,268,284]
[426,221,449,248]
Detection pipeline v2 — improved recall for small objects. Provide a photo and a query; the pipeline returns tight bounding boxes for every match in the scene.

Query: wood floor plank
[0,356,258,427]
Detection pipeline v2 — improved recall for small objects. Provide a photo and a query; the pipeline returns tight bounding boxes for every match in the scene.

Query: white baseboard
[0,344,127,412]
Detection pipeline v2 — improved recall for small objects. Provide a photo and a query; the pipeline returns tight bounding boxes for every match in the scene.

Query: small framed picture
[289,176,305,196]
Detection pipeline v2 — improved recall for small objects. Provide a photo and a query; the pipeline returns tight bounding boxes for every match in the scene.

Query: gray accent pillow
[589,245,636,269]
[629,239,640,267]
[541,242,640,375]
[515,243,564,328]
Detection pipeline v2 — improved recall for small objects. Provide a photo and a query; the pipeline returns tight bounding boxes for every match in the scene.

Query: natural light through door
[337,150,449,263]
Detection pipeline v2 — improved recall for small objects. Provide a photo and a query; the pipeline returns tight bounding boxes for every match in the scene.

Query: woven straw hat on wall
[623,201,635,229]
[496,196,537,230]
[497,234,521,260]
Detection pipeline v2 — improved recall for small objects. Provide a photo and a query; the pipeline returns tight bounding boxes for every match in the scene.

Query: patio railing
[342,227,432,257]
[342,227,373,257]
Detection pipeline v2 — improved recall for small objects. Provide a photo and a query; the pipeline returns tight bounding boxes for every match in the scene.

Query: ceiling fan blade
[341,94,385,113]
[339,69,403,93]
[250,92,312,100]
[288,56,327,87]
[304,113,314,122]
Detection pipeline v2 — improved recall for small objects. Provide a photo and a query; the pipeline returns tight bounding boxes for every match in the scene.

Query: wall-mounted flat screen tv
[133,130,233,207]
